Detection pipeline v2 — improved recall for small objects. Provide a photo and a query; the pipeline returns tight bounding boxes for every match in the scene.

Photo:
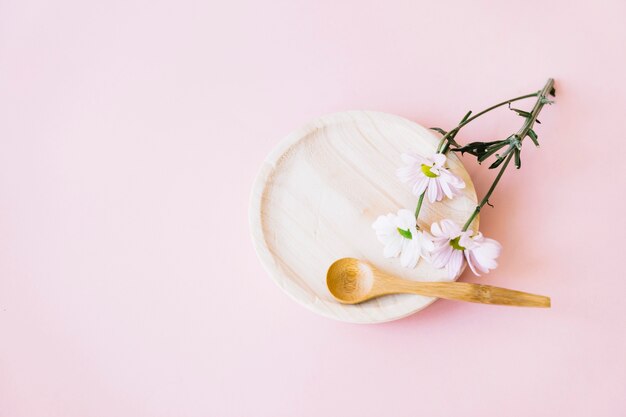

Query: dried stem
[461,78,555,232]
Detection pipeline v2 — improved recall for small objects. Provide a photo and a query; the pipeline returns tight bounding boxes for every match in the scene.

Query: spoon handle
[390,279,551,308]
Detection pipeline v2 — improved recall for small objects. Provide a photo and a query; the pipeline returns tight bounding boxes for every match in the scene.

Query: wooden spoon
[326,258,550,308]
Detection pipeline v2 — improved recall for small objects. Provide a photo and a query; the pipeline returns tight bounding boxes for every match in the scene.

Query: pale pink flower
[397,152,466,203]
[463,232,502,276]
[372,209,434,268]
[429,219,501,278]
[430,219,468,279]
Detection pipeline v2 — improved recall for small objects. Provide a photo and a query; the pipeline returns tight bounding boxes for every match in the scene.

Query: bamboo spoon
[326,258,550,308]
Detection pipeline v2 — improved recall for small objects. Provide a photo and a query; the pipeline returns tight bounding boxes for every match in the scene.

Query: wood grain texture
[327,258,550,308]
[249,111,478,323]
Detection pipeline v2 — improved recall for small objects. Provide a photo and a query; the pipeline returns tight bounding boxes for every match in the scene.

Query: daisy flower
[429,219,501,279]
[396,152,466,203]
[463,232,502,276]
[372,209,434,268]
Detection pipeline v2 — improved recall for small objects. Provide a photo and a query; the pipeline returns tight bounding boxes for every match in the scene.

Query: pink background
[1,0,625,415]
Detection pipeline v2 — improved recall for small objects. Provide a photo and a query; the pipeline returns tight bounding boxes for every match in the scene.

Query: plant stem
[416,89,540,225]
[440,110,472,154]
[413,191,425,223]
[461,78,555,232]
[436,92,539,153]
[514,78,554,142]
[462,152,513,231]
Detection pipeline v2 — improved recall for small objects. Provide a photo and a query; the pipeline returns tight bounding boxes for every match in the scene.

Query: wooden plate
[249,111,478,323]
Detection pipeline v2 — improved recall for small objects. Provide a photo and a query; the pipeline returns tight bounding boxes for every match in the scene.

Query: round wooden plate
[250,111,478,323]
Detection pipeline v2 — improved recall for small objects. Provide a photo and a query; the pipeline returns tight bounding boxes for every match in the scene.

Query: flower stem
[416,87,542,226]
[413,191,425,223]
[436,92,540,153]
[439,110,472,154]
[462,151,513,231]
[514,78,555,143]
[461,78,555,232]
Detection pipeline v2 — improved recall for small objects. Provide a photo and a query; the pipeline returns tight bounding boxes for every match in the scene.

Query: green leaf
[510,108,532,118]
[459,110,472,123]
[514,148,521,169]
[445,136,460,148]
[527,129,540,147]
[488,146,514,169]
[430,127,447,135]
[477,141,508,162]
[444,111,472,147]
[489,156,506,169]
[453,141,493,157]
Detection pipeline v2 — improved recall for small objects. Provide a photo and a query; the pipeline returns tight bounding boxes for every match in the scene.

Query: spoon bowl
[327,257,551,308]
[326,258,376,304]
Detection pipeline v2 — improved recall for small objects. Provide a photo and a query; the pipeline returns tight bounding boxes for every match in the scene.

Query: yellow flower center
[450,236,466,251]
[421,164,439,178]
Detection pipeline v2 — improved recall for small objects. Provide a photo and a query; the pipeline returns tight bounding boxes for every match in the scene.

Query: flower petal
[430,221,443,237]
[427,178,439,203]
[440,219,461,238]
[459,231,476,250]
[396,166,413,183]
[401,152,427,166]
[439,176,454,199]
[383,237,403,258]
[465,236,501,274]
[439,169,466,192]
[432,153,446,167]
[465,250,482,275]
[396,209,415,229]
[447,250,464,279]
[400,239,419,268]
[431,244,453,269]
[418,231,435,253]
[412,176,429,196]
[372,214,396,238]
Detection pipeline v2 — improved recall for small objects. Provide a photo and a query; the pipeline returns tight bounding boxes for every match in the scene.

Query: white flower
[372,209,434,268]
[429,219,501,279]
[396,152,466,203]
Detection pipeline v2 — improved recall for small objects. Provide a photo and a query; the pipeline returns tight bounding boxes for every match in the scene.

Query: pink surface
[1,0,625,415]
